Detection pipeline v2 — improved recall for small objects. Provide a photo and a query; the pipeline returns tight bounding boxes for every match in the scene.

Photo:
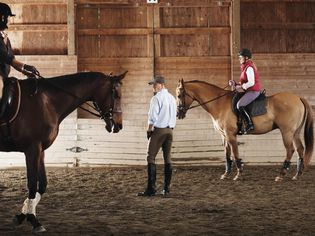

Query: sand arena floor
[1,165,315,235]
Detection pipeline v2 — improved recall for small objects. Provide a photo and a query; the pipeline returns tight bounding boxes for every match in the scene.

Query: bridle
[177,82,232,114]
[91,81,122,123]
[34,74,121,125]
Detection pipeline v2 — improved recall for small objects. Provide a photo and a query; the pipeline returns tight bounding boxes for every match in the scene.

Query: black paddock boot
[161,163,172,196]
[238,107,254,134]
[137,163,156,197]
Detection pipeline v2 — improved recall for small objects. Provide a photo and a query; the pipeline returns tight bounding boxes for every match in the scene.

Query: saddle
[232,91,267,130]
[0,77,21,124]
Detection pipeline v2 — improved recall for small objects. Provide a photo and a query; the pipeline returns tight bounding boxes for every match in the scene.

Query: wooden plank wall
[2,0,314,167]
[0,1,78,168]
[76,0,232,166]
[231,0,315,164]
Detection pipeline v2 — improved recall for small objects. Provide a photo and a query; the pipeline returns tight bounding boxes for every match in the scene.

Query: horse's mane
[185,80,226,91]
[19,72,108,88]
[45,72,106,83]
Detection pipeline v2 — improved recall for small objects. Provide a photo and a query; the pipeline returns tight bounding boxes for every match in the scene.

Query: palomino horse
[176,79,314,181]
[1,71,127,232]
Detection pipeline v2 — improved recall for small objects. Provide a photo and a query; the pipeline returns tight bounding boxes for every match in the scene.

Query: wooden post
[67,0,75,56]
[231,0,240,80]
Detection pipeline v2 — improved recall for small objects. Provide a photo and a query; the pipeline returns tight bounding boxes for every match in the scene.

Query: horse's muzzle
[113,123,123,133]
[177,110,186,119]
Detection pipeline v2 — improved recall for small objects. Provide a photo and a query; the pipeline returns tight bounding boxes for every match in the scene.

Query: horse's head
[94,71,127,133]
[176,79,194,119]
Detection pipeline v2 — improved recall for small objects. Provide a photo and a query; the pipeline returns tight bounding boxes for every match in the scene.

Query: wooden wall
[0,0,77,168]
[1,0,314,168]
[231,0,315,164]
[7,0,68,55]
[240,0,315,53]
[76,0,232,166]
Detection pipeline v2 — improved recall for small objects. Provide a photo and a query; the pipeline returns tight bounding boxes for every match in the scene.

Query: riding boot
[0,83,10,118]
[161,163,172,196]
[238,107,254,134]
[137,163,156,196]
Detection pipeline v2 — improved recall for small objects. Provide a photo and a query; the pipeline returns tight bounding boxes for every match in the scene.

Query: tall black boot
[137,163,156,196]
[0,84,9,118]
[238,107,254,134]
[161,163,172,196]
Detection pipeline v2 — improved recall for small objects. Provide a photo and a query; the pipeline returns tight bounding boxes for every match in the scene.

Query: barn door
[76,1,233,166]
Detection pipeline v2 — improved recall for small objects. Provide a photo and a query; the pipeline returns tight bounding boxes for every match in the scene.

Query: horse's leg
[292,135,305,180]
[38,151,47,195]
[227,134,243,181]
[13,144,46,233]
[275,132,295,182]
[220,138,233,180]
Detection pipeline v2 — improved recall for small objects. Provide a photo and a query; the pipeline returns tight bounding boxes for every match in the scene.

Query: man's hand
[147,130,153,140]
[23,64,40,76]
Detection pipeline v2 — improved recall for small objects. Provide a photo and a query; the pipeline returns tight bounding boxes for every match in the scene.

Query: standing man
[0,3,39,109]
[138,75,177,197]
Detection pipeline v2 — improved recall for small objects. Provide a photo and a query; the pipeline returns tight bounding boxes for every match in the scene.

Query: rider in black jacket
[0,2,40,115]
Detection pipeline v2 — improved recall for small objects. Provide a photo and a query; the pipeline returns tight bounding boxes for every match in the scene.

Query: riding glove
[23,64,40,76]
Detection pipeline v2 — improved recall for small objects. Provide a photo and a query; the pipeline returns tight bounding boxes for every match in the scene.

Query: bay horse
[1,71,127,232]
[176,79,314,181]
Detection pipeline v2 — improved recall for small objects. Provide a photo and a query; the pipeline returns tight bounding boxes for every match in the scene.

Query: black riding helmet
[239,48,252,59]
[0,3,14,30]
[0,2,15,17]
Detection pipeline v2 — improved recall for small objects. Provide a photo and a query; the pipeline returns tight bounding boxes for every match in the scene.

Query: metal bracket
[66,146,88,153]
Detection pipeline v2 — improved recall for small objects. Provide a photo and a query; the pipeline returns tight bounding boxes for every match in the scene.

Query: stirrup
[243,124,254,134]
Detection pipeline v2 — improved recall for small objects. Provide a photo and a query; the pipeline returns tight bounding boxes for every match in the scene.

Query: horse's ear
[179,78,184,88]
[118,71,128,80]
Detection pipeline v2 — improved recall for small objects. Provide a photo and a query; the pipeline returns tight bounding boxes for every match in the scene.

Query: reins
[34,74,105,118]
[183,84,232,111]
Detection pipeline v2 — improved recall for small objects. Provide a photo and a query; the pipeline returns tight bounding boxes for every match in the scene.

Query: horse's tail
[300,98,314,168]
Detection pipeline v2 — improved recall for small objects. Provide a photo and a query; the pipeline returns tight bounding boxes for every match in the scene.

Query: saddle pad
[232,92,267,117]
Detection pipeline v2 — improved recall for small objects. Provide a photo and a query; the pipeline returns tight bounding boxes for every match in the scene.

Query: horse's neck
[43,75,103,121]
[188,82,227,118]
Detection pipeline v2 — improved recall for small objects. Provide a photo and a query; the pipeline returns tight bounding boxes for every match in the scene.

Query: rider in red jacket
[231,48,261,134]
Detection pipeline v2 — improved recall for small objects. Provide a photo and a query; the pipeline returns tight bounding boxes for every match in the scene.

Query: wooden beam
[68,0,75,55]
[76,0,231,7]
[77,27,230,36]
[8,24,67,31]
[7,1,67,3]
[231,0,240,80]
[78,28,152,35]
[155,27,230,35]
[242,23,315,30]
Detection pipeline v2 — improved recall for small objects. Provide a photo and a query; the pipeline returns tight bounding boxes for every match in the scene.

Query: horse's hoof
[220,173,229,180]
[32,226,46,233]
[275,176,283,182]
[292,174,300,181]
[233,175,240,181]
